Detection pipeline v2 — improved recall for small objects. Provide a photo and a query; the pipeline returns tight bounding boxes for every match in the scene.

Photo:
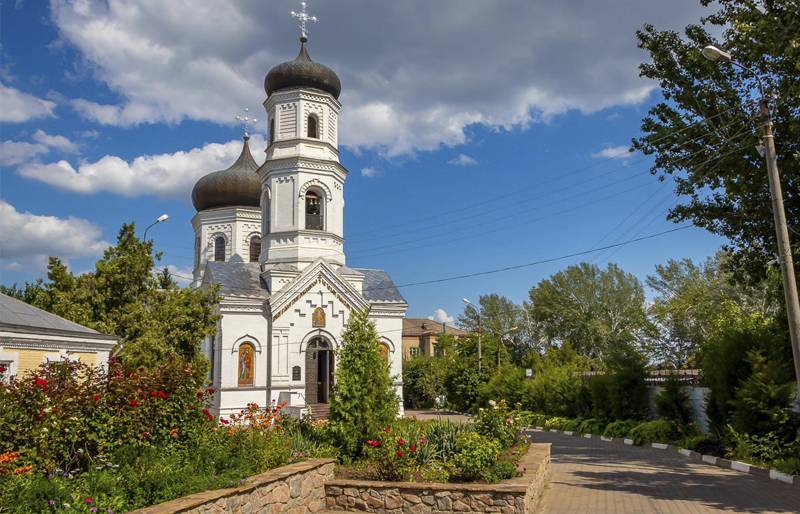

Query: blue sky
[0,0,730,323]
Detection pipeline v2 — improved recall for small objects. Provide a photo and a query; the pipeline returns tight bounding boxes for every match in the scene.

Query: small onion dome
[191,136,261,212]
[265,37,341,99]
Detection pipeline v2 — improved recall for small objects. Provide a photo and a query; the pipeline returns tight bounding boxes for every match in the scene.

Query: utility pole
[759,98,800,393]
[498,326,518,372]
[477,314,482,375]
[702,45,800,394]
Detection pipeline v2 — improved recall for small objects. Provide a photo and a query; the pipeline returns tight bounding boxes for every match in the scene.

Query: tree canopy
[633,0,799,279]
[527,262,655,358]
[1,222,220,371]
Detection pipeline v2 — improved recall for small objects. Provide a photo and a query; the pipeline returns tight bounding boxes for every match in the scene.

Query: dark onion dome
[191,136,261,212]
[265,37,341,100]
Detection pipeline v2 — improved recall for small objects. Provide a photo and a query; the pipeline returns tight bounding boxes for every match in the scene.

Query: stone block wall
[324,443,550,514]
[126,458,334,514]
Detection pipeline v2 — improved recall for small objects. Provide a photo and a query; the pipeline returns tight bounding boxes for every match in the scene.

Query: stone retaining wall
[324,443,551,514]
[127,458,335,514]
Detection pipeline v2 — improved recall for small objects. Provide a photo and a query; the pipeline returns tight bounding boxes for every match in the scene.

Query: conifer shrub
[329,310,398,459]
[654,374,695,431]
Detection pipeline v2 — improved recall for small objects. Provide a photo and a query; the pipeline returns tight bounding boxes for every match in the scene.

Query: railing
[306,214,323,230]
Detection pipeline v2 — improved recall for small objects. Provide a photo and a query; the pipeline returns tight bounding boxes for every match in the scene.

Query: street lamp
[498,326,518,372]
[462,298,482,374]
[703,45,800,393]
[143,214,169,241]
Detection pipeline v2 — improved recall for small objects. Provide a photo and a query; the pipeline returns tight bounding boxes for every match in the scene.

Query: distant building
[0,294,117,380]
[402,318,470,358]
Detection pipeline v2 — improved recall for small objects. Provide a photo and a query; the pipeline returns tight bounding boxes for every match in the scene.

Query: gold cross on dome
[290,2,317,39]
[235,108,257,137]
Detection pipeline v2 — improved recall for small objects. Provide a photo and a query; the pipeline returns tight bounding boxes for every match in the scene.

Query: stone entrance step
[309,402,330,420]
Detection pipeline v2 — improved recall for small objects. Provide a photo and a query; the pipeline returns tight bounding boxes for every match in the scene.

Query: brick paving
[531,430,800,514]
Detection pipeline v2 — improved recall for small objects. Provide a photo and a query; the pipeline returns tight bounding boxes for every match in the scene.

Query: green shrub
[602,420,639,439]
[630,419,678,446]
[444,357,487,413]
[605,344,650,421]
[578,418,606,435]
[477,367,527,408]
[329,310,398,459]
[562,419,582,432]
[422,420,473,462]
[485,459,517,483]
[403,356,447,409]
[366,424,420,481]
[773,457,800,476]
[654,374,695,430]
[543,417,569,431]
[452,432,501,480]
[727,426,799,467]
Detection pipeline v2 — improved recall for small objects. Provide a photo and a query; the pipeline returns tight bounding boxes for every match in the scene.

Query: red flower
[93,394,101,401]
[397,439,404,445]
[130,401,138,407]
[35,378,47,386]
[202,409,210,415]
[207,388,215,394]
[221,419,229,424]
[142,432,149,438]
[411,445,417,452]
[150,391,157,397]
[385,428,390,433]
[367,440,378,447]
[196,392,204,397]
[0,365,6,373]
[396,450,403,456]
[158,391,167,399]
[138,367,144,372]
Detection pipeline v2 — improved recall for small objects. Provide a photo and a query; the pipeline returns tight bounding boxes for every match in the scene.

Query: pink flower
[85,498,93,504]
[397,439,404,445]
[419,437,425,443]
[411,445,417,452]
[385,428,390,433]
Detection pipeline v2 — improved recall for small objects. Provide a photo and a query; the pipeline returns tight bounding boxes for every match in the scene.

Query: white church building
[190,27,407,419]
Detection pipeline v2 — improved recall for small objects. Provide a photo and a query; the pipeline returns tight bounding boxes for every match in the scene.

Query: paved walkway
[531,430,800,514]
[405,411,800,513]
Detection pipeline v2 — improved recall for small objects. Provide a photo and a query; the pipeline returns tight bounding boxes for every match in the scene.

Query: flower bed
[324,443,550,514]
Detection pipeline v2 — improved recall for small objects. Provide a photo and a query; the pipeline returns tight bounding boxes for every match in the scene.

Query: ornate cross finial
[235,108,257,138]
[290,2,317,39]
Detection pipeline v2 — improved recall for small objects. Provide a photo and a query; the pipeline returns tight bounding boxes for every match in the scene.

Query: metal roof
[204,262,269,298]
[0,293,113,338]
[354,268,406,303]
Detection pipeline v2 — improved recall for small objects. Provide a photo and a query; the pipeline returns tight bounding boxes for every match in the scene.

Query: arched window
[307,115,318,138]
[214,236,226,262]
[305,191,323,230]
[249,238,260,263]
[194,237,201,268]
[238,343,254,387]
[378,343,390,365]
[269,118,275,145]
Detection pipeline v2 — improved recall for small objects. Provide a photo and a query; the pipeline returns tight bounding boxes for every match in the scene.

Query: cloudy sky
[1,0,729,323]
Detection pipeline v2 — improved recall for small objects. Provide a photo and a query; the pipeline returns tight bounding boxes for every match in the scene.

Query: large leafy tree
[527,262,655,358]
[633,0,799,279]
[457,293,541,362]
[1,223,220,371]
[647,251,780,366]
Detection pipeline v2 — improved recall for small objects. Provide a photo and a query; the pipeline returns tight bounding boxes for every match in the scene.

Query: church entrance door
[305,338,334,404]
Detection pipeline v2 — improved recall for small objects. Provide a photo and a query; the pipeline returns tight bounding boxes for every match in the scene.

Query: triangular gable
[268,258,369,322]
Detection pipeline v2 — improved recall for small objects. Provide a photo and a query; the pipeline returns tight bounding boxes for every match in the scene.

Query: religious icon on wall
[378,343,389,365]
[312,307,326,328]
[238,343,254,387]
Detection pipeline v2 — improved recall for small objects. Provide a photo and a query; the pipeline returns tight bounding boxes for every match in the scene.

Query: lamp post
[462,298,482,374]
[702,45,800,393]
[143,214,169,241]
[498,326,518,372]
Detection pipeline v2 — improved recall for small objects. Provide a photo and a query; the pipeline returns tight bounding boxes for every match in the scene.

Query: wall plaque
[292,366,301,381]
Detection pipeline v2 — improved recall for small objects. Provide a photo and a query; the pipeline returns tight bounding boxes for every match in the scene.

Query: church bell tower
[258,11,347,292]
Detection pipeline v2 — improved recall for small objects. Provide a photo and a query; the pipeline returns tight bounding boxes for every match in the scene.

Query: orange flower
[170,429,178,436]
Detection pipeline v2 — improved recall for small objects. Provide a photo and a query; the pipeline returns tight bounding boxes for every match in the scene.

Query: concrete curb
[528,427,799,487]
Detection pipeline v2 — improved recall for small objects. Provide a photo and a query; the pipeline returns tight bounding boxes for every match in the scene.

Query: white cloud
[591,145,631,159]
[428,308,455,324]
[360,166,380,178]
[0,200,111,270]
[0,82,57,122]
[81,129,100,138]
[47,0,706,155]
[0,141,49,166]
[32,130,78,153]
[448,154,478,166]
[17,135,266,200]
[160,264,195,287]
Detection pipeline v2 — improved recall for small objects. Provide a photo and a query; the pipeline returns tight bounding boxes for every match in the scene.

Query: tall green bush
[654,374,695,431]
[329,310,398,458]
[402,355,447,408]
[605,344,650,421]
